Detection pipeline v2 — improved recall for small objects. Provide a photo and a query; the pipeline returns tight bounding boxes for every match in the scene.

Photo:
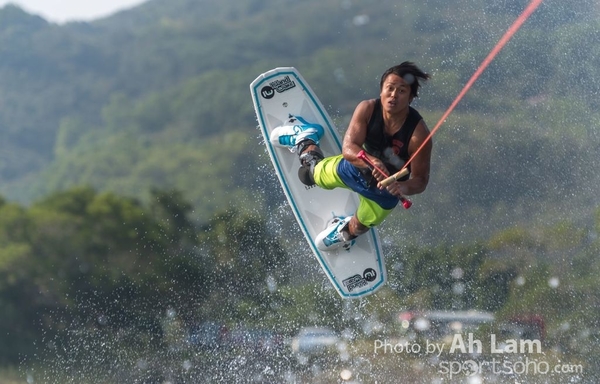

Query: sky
[0,0,148,23]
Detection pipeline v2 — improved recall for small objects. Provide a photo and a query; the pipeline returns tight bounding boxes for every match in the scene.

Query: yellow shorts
[313,155,395,227]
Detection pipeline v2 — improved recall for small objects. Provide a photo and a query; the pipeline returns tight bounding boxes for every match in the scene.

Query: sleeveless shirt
[362,98,422,180]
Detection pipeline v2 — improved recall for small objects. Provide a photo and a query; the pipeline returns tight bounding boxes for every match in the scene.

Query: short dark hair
[380,61,430,98]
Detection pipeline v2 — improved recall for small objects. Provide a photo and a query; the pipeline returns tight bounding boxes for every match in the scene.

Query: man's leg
[296,141,323,186]
[347,215,369,238]
[354,195,395,234]
[312,157,397,249]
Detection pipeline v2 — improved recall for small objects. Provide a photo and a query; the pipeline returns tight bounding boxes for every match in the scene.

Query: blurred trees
[387,243,516,312]
[0,188,287,364]
[1,187,598,366]
[0,0,599,375]
[0,0,598,250]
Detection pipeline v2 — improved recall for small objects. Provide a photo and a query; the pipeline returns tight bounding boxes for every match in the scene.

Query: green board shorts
[313,154,398,227]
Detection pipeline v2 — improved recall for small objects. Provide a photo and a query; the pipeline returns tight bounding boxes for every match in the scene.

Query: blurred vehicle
[227,327,284,354]
[290,326,347,363]
[187,321,228,350]
[397,310,495,341]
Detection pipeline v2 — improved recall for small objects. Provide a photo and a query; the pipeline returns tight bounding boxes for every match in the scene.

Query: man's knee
[298,164,315,186]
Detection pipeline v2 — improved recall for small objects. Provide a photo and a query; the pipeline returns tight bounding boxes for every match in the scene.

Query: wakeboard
[250,67,386,299]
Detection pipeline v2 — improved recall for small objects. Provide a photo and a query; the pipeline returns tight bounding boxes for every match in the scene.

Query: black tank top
[362,98,422,180]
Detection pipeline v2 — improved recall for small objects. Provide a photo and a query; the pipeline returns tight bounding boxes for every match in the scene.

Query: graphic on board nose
[261,86,275,99]
[363,268,377,282]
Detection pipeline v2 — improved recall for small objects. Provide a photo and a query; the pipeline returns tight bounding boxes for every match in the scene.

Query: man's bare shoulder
[360,98,378,108]
[354,98,377,116]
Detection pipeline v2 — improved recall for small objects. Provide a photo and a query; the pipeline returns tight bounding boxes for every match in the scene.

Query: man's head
[380,62,430,99]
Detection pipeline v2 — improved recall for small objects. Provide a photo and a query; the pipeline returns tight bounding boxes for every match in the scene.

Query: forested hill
[0,0,599,243]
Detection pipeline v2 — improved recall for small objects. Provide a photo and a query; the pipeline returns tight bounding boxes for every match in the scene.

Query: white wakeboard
[250,67,386,299]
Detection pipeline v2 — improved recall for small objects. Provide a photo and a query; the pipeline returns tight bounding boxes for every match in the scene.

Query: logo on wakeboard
[342,274,369,292]
[363,268,377,282]
[342,268,378,292]
[269,75,296,94]
[260,86,275,99]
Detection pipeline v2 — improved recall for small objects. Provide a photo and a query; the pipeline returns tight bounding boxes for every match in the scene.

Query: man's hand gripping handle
[357,150,412,209]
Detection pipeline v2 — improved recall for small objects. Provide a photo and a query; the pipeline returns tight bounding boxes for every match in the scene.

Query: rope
[399,0,544,173]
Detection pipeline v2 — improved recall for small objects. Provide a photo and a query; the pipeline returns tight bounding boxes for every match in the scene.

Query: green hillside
[1,1,600,380]
[0,0,599,244]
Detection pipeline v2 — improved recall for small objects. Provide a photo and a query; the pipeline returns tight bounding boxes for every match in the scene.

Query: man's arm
[393,120,432,196]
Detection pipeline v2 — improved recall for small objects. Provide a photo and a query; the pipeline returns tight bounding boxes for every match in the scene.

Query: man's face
[380,74,413,114]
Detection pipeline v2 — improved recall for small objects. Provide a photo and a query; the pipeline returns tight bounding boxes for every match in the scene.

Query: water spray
[381,0,544,187]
